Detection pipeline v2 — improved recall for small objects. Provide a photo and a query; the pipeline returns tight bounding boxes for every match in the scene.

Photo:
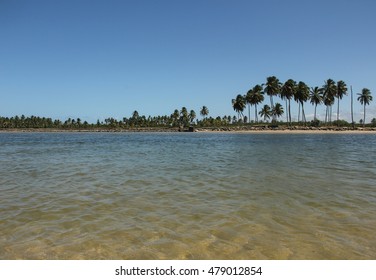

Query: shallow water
[0,132,375,259]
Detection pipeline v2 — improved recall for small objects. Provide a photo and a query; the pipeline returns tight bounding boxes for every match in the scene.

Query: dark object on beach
[178,126,195,132]
[268,124,278,129]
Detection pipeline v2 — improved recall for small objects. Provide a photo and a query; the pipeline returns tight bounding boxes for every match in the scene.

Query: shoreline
[196,129,376,134]
[195,126,376,134]
[1,127,376,134]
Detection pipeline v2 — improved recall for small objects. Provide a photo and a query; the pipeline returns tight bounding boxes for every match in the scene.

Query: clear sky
[1,0,375,123]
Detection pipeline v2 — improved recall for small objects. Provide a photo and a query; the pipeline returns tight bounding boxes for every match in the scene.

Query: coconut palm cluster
[232,76,372,126]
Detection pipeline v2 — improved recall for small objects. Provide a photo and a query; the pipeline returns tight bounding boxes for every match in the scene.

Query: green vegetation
[0,107,230,130]
[371,118,376,127]
[233,76,373,128]
[0,76,373,131]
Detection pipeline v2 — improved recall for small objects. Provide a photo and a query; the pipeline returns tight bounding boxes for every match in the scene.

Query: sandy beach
[195,128,376,134]
[1,127,376,134]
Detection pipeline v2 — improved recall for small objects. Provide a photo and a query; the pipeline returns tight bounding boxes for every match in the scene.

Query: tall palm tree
[264,76,281,119]
[357,88,373,127]
[200,106,209,119]
[350,86,355,128]
[248,84,264,123]
[310,86,323,121]
[245,89,253,123]
[272,103,284,121]
[280,79,297,125]
[259,104,271,122]
[295,81,310,125]
[232,94,246,120]
[322,79,337,124]
[336,80,348,124]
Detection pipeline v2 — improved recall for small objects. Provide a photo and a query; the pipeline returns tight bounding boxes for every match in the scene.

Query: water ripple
[1,132,375,259]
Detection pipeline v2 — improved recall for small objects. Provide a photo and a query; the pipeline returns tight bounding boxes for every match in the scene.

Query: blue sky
[1,0,375,123]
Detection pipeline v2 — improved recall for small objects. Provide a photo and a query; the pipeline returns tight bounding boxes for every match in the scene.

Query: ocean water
[0,132,375,259]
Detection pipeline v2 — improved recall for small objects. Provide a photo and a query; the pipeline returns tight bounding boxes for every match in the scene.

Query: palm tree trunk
[270,96,275,122]
[255,105,258,123]
[288,99,291,125]
[351,86,354,129]
[314,104,317,120]
[302,103,306,125]
[270,96,274,109]
[325,106,328,124]
[297,103,300,123]
[364,103,366,127]
[329,106,331,124]
[285,99,288,123]
[337,99,340,126]
[248,104,251,124]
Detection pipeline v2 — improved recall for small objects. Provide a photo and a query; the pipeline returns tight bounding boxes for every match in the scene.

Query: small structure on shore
[178,126,195,132]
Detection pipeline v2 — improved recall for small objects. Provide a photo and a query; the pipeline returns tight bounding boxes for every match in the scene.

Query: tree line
[0,106,241,129]
[1,76,374,129]
[232,76,373,127]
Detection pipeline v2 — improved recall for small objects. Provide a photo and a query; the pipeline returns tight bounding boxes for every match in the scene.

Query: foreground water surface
[0,132,375,259]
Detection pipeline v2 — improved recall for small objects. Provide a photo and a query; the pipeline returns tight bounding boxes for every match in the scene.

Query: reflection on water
[0,132,375,259]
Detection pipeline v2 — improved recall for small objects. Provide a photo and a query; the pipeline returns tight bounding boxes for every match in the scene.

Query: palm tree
[245,89,253,123]
[180,107,189,127]
[189,110,196,124]
[259,104,271,122]
[357,88,373,127]
[295,81,310,125]
[280,79,297,125]
[248,84,264,123]
[310,86,323,121]
[322,79,337,124]
[200,106,209,119]
[171,109,180,126]
[264,76,281,116]
[132,110,139,119]
[232,94,246,120]
[336,80,348,124]
[272,103,284,121]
